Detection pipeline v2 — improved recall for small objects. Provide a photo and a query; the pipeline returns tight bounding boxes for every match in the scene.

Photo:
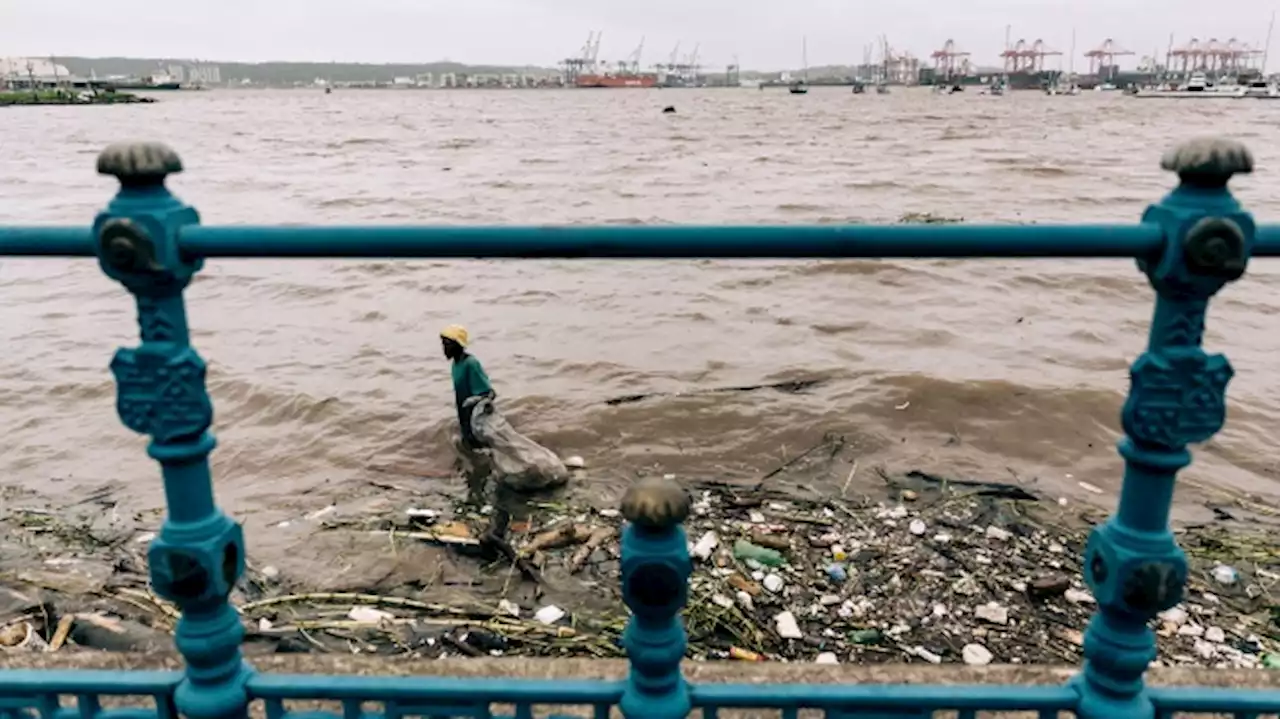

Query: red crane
[1169,38,1262,75]
[1085,39,1135,75]
[930,39,971,79]
[1000,39,1062,73]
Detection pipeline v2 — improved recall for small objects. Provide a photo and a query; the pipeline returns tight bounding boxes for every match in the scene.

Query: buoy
[564,455,586,469]
[662,106,676,113]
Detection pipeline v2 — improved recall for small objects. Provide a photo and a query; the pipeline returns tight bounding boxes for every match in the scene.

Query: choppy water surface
[3,88,1280,570]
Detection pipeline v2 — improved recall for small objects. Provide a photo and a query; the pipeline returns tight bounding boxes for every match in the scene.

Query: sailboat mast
[1069,28,1076,74]
[1003,25,1011,82]
[802,36,809,81]
[881,35,889,82]
[1262,11,1276,75]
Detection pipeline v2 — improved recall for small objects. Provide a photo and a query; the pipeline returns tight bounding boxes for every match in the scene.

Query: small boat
[1130,71,1246,99]
[1243,78,1280,98]
[324,87,332,95]
[791,37,810,95]
[851,80,866,94]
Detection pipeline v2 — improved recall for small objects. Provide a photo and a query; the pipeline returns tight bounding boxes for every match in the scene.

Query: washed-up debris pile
[3,468,1279,668]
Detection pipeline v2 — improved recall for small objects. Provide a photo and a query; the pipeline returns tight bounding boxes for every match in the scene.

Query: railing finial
[1160,137,1253,189]
[92,143,250,719]
[97,141,184,188]
[1074,138,1256,719]
[621,476,692,530]
[618,477,692,719]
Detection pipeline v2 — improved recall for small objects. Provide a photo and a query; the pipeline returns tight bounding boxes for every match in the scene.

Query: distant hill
[54,57,557,85]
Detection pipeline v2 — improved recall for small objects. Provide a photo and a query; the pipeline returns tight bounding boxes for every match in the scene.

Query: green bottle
[733,539,785,567]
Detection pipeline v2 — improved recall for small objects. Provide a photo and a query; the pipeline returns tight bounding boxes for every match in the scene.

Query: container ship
[574,73,658,88]
[563,32,662,88]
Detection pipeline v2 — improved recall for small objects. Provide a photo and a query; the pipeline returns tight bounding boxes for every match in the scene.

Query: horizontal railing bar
[247,674,625,704]
[1148,687,1280,712]
[5,223,1280,260]
[690,683,1080,710]
[179,224,1171,259]
[0,670,181,694]
[0,227,95,256]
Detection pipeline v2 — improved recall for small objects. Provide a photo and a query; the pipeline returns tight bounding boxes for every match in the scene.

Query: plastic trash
[468,397,569,491]
[733,539,785,566]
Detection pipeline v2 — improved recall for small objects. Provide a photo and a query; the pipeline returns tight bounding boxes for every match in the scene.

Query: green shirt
[451,353,493,415]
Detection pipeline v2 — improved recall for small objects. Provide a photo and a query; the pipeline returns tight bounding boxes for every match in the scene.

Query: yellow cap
[440,324,469,348]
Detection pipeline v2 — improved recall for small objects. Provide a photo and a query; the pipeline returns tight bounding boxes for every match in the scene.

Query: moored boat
[791,37,810,95]
[1130,71,1255,98]
[574,73,658,88]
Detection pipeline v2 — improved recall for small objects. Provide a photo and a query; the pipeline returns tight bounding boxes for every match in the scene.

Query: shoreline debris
[3,464,1279,668]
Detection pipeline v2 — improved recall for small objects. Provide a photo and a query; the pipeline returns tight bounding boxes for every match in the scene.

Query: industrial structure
[560,32,673,87]
[929,39,972,80]
[0,57,77,89]
[875,37,922,84]
[30,27,1264,92]
[1001,39,1062,73]
[1168,38,1265,75]
[1085,39,1135,76]
[655,42,703,88]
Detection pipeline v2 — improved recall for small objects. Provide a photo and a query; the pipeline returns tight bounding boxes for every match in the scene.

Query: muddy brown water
[2,87,1280,581]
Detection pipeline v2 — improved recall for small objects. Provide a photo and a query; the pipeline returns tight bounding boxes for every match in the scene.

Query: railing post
[93,142,251,719]
[618,477,693,719]
[1073,137,1254,719]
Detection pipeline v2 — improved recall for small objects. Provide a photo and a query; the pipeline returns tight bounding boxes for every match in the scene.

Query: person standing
[440,324,494,450]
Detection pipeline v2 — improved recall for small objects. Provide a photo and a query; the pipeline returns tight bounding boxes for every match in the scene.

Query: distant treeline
[54,57,557,85]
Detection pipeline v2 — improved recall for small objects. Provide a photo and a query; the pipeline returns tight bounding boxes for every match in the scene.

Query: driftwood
[569,528,617,574]
[901,470,1040,502]
[479,509,544,586]
[604,379,825,407]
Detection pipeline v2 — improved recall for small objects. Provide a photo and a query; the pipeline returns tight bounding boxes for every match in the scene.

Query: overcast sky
[2,0,1275,70]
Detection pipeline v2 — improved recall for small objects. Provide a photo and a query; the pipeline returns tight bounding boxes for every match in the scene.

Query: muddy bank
[4,445,1279,669]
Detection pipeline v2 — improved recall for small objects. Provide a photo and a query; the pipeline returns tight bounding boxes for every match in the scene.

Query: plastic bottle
[733,538,785,566]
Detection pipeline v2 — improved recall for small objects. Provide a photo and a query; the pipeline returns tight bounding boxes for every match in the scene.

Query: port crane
[1168,37,1263,75]
[655,41,702,86]
[561,31,602,84]
[1085,39,1135,76]
[1001,39,1062,73]
[616,38,644,75]
[930,39,971,79]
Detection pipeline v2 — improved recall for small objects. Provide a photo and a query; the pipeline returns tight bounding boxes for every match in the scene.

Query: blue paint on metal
[617,478,694,719]
[11,221,1280,259]
[1070,140,1257,719]
[2,138,1279,718]
[90,143,252,719]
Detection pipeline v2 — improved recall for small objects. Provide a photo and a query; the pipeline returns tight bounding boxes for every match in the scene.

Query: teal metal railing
[1,137,1279,718]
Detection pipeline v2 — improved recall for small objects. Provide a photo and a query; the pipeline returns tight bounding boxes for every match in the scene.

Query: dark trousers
[458,406,485,450]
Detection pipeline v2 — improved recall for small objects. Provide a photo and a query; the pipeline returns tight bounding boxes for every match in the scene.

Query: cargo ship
[574,73,658,88]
